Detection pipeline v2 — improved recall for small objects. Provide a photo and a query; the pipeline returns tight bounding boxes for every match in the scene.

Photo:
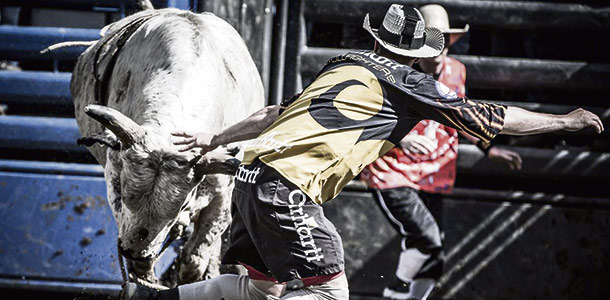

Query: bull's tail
[137,0,155,10]
[40,41,98,54]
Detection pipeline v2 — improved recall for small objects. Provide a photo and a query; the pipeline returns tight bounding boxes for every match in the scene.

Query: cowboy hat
[363,4,444,58]
[419,4,469,46]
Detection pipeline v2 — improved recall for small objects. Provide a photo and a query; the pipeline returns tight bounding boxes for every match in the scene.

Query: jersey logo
[435,81,458,100]
[307,79,396,142]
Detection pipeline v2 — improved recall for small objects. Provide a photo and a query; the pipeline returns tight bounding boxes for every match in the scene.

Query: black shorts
[222,159,344,282]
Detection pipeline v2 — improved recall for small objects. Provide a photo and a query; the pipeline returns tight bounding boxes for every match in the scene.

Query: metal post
[260,0,274,103]
[269,0,287,105]
[282,0,304,99]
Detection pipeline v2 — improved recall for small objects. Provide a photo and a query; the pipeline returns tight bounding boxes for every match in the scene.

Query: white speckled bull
[70,8,264,285]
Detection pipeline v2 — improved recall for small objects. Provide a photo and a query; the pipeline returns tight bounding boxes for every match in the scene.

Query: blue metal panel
[1,0,195,11]
[0,161,177,293]
[0,71,72,107]
[0,116,86,154]
[0,160,103,177]
[0,26,99,61]
[0,171,121,283]
[0,0,138,10]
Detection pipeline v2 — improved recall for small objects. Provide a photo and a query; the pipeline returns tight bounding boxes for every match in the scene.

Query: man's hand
[171,131,218,155]
[487,147,522,170]
[400,134,437,155]
[563,108,604,133]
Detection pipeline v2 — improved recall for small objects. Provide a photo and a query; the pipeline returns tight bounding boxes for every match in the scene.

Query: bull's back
[71,9,264,165]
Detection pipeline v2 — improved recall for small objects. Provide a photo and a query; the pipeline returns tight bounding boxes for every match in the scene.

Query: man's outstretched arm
[172,105,280,154]
[501,107,604,135]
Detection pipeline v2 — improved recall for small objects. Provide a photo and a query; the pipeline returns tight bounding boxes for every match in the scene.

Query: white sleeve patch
[435,81,458,100]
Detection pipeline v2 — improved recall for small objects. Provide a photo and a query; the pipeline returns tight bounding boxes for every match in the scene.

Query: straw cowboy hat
[363,4,444,58]
[419,4,469,46]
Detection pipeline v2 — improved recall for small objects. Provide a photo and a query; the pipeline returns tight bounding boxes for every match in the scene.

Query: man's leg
[121,188,281,300]
[372,187,442,300]
[179,274,279,300]
[280,273,349,300]
[408,192,444,300]
[121,274,280,300]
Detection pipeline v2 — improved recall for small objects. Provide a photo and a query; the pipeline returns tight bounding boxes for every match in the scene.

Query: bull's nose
[117,239,135,257]
[136,228,149,241]
[118,240,152,262]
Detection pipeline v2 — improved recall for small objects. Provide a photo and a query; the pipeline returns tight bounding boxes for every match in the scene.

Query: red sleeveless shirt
[361,56,466,194]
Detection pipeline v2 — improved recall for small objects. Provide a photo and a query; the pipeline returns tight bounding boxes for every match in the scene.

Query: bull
[70,7,264,285]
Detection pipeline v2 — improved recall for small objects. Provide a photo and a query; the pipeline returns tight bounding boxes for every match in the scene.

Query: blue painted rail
[0,71,72,108]
[0,115,86,154]
[1,0,196,11]
[0,159,103,177]
[0,26,99,61]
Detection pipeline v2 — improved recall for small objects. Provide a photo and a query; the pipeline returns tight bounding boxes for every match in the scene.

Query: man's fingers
[593,115,604,133]
[514,154,523,170]
[178,144,195,152]
[512,154,522,170]
[171,131,192,137]
[172,137,195,145]
[413,142,432,154]
[408,144,424,154]
[588,118,602,134]
[420,140,436,153]
[405,145,419,154]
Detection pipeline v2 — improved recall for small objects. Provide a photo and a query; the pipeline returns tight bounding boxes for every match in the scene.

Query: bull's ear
[193,152,241,178]
[77,130,120,150]
[226,145,240,157]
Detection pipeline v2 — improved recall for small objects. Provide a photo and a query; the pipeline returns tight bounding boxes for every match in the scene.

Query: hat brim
[441,24,469,34]
[441,24,469,46]
[363,14,444,58]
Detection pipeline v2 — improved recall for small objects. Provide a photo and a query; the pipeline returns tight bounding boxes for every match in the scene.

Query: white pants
[179,274,349,300]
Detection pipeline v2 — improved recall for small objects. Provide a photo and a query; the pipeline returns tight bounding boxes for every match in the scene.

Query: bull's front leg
[177,175,232,284]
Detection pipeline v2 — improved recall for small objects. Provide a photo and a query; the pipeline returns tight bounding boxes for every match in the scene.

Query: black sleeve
[403,75,506,143]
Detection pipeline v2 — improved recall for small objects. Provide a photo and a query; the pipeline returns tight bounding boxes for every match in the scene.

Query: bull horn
[193,152,241,178]
[83,104,146,149]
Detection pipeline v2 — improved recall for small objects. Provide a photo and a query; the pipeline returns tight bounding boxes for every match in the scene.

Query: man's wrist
[476,140,492,155]
[558,114,571,131]
[210,133,222,148]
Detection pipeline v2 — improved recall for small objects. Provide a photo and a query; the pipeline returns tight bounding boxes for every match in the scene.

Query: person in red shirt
[360,5,522,300]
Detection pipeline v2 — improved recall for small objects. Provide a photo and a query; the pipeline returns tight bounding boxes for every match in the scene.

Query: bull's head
[79,105,238,278]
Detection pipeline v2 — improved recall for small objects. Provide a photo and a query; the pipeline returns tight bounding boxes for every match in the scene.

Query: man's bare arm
[172,105,280,153]
[501,106,604,135]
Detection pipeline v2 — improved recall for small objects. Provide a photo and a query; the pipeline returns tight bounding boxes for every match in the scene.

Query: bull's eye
[137,228,149,241]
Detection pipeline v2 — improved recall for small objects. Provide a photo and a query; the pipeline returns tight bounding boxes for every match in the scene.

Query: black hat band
[378,24,425,50]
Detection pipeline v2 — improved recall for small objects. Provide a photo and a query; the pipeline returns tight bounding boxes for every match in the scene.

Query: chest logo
[307,79,395,142]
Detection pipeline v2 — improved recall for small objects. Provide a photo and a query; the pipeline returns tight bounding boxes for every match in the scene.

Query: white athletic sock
[395,249,431,283]
[408,278,436,300]
[178,274,276,300]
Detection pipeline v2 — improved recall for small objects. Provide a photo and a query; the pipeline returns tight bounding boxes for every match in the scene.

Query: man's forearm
[501,106,603,135]
[212,105,280,145]
[501,106,570,135]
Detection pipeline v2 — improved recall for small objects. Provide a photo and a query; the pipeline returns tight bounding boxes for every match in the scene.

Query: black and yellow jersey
[243,50,506,204]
